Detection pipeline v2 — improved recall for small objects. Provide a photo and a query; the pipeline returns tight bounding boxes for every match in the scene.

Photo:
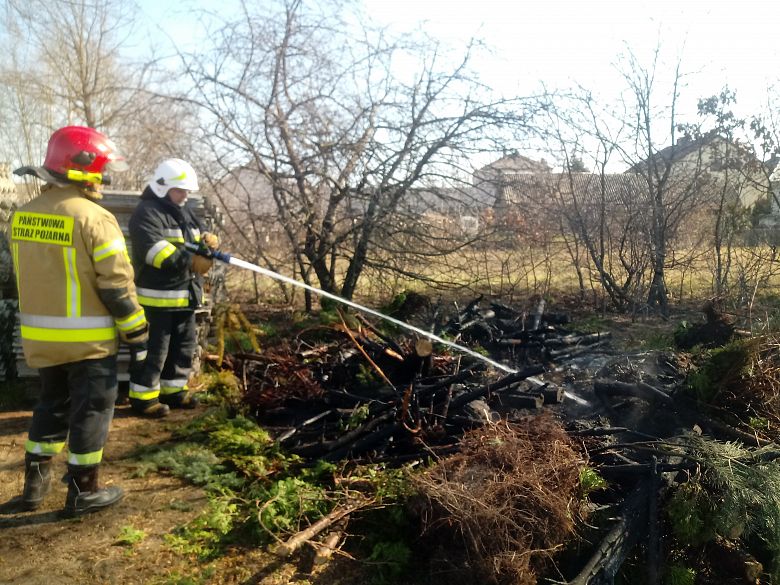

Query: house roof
[502,172,649,208]
[626,132,761,174]
[478,153,551,174]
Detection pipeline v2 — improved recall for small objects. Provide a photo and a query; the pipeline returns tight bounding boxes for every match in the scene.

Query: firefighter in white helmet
[127,158,218,417]
[12,125,148,516]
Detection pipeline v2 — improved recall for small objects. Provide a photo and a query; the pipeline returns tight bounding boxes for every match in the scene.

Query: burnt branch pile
[210,304,606,465]
[441,295,611,364]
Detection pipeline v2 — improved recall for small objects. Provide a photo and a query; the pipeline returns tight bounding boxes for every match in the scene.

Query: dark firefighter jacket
[11,184,148,368]
[128,186,205,311]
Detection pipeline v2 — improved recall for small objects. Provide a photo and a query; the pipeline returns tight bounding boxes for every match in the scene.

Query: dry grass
[223,241,780,318]
[414,413,586,585]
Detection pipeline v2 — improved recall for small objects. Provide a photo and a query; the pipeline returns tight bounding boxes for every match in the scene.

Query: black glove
[120,321,149,345]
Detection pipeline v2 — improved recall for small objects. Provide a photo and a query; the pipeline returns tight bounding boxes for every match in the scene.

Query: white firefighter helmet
[149,158,199,197]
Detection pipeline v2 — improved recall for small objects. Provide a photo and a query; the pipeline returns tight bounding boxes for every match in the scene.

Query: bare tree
[178,0,534,305]
[2,0,137,142]
[613,47,723,315]
[0,0,199,189]
[537,90,652,312]
[618,49,675,314]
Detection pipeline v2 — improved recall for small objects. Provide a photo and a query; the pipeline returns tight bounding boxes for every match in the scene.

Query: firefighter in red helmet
[12,126,148,516]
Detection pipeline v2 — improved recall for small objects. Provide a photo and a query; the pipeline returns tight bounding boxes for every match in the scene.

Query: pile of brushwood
[414,414,588,585]
[179,299,780,584]
[213,298,595,464]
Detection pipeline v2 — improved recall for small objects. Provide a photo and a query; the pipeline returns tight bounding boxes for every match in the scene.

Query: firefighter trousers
[26,355,118,466]
[130,309,197,404]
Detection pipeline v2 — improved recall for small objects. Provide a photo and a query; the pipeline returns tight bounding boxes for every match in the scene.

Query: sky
[135,0,780,167]
[137,0,780,108]
[362,0,780,113]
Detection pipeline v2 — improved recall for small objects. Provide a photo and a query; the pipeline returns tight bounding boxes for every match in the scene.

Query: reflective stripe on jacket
[129,186,205,311]
[11,184,147,368]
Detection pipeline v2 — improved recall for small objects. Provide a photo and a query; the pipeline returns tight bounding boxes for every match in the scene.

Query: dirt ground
[0,402,355,585]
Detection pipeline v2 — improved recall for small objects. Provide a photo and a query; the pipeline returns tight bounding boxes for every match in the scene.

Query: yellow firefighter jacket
[10,184,148,368]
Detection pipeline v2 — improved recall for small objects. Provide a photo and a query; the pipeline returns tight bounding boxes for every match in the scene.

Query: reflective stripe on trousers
[160,378,188,396]
[131,310,197,400]
[129,381,161,401]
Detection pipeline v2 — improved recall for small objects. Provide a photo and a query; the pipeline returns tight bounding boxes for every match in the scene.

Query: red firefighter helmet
[43,126,129,184]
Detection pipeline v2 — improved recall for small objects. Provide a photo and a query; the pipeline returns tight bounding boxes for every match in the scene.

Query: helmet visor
[105,157,129,173]
[100,137,129,172]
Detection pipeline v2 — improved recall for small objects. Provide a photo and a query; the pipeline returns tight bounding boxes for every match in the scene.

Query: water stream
[226,256,518,374]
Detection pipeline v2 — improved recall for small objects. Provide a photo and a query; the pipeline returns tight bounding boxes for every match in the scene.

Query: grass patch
[130,405,416,572]
[114,525,147,547]
[570,315,612,334]
[638,330,675,350]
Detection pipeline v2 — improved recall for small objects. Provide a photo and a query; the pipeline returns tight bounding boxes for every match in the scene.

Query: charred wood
[277,409,340,443]
[495,338,543,346]
[490,301,521,319]
[414,366,483,402]
[566,482,651,585]
[321,387,392,407]
[355,314,405,356]
[366,445,460,465]
[596,461,696,476]
[323,422,400,462]
[297,343,341,360]
[593,380,672,405]
[532,298,546,331]
[694,414,770,447]
[288,411,395,458]
[498,392,544,410]
[502,379,554,404]
[671,394,772,447]
[447,365,545,413]
[547,340,611,360]
[647,458,661,585]
[543,331,612,348]
[570,427,661,440]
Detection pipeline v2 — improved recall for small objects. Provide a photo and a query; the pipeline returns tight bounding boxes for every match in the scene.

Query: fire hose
[183,241,516,374]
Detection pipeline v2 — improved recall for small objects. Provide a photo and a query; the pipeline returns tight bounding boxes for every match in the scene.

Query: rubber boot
[22,454,52,511]
[63,465,124,517]
[130,398,170,418]
[160,390,200,410]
